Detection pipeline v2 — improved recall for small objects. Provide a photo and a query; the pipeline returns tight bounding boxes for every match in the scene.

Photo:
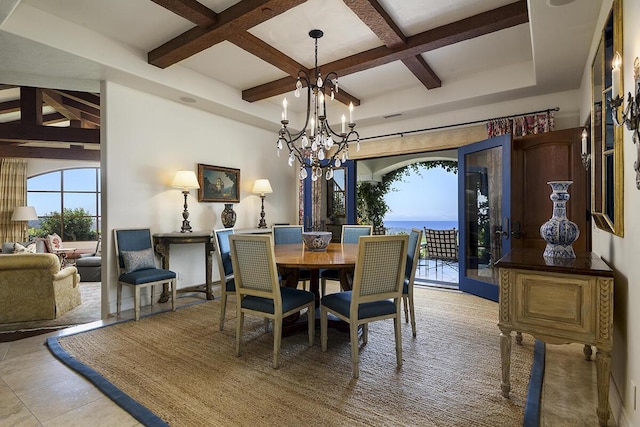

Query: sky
[383,166,458,222]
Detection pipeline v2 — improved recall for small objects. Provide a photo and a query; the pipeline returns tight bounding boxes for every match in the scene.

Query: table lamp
[172,170,200,233]
[11,206,38,241]
[252,179,273,228]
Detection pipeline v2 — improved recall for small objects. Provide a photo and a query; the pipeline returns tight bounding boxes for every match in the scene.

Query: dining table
[274,242,359,299]
[274,242,359,334]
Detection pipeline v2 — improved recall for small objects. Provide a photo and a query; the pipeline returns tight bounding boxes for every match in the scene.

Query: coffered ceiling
[0,0,604,160]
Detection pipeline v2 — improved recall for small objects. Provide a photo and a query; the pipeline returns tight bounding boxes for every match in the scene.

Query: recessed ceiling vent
[383,113,403,119]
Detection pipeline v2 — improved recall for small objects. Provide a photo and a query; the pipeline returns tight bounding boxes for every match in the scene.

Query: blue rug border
[45,300,205,427]
[523,339,546,427]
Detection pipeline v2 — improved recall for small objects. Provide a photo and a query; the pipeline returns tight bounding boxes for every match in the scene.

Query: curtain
[0,159,29,242]
[486,111,555,138]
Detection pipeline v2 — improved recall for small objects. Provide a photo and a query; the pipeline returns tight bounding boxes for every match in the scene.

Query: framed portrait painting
[197,164,240,203]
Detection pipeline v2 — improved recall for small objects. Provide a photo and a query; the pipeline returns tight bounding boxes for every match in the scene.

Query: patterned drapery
[0,159,29,242]
[486,110,555,138]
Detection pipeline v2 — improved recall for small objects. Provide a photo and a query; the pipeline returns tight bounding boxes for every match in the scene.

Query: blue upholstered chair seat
[242,287,315,314]
[403,278,409,294]
[321,291,396,320]
[119,268,176,285]
[319,268,339,280]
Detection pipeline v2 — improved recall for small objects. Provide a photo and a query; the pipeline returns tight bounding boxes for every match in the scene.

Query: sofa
[0,253,81,323]
[75,239,102,282]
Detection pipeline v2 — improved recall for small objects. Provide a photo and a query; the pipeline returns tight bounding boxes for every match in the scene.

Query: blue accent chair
[228,234,315,369]
[272,225,311,288]
[403,228,423,337]
[213,228,235,330]
[113,228,176,321]
[320,234,408,378]
[320,225,372,295]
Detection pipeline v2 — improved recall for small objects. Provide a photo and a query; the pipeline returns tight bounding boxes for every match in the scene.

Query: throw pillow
[14,242,37,254]
[121,248,156,273]
[47,233,63,250]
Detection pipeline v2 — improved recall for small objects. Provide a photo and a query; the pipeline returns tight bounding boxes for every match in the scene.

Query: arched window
[27,168,101,241]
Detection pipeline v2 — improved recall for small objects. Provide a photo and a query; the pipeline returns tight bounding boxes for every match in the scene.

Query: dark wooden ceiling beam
[148,0,308,68]
[20,87,43,126]
[243,0,527,102]
[0,99,21,114]
[230,32,361,106]
[344,0,441,89]
[41,89,83,122]
[0,123,100,144]
[150,0,218,26]
[0,143,100,161]
[52,89,100,110]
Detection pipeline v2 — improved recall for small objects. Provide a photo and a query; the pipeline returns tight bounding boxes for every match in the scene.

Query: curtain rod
[359,107,560,142]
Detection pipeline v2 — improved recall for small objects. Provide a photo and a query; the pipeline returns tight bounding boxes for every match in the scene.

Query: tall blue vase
[540,181,580,258]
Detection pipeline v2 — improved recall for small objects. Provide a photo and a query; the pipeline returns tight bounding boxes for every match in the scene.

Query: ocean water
[384,220,458,235]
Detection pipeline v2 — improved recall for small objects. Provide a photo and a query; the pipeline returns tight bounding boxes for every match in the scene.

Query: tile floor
[0,290,614,426]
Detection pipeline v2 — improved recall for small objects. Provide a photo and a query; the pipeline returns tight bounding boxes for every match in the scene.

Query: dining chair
[213,228,235,330]
[228,234,315,369]
[319,225,372,295]
[320,234,408,378]
[272,225,310,289]
[113,228,176,321]
[403,228,423,338]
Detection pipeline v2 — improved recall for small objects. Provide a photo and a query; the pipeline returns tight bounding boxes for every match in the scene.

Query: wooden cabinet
[495,249,613,426]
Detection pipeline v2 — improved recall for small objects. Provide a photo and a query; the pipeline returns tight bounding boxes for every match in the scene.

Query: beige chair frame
[320,234,408,378]
[229,234,315,369]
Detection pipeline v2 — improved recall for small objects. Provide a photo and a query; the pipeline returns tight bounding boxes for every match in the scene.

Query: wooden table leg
[499,327,512,397]
[595,347,611,426]
[155,243,171,303]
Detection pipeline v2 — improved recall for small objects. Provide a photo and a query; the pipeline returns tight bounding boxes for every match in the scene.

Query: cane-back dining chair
[213,228,235,330]
[320,234,408,378]
[228,234,315,369]
[272,225,310,289]
[319,225,372,295]
[403,228,423,337]
[113,228,176,321]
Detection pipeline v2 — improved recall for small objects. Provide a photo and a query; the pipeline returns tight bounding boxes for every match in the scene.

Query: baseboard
[610,376,634,427]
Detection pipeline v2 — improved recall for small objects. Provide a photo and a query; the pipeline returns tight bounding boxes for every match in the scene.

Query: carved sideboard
[495,249,614,427]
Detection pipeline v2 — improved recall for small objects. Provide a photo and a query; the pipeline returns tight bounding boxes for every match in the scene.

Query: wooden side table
[495,249,614,427]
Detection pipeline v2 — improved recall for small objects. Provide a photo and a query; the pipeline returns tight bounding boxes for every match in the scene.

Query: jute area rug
[50,287,536,427]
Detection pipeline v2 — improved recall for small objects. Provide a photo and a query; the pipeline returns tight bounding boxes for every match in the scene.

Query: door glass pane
[464,146,502,285]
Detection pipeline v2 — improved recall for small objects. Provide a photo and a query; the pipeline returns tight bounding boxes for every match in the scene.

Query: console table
[153,231,214,301]
[495,249,614,427]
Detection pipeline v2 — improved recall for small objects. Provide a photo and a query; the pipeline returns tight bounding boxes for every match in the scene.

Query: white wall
[102,81,296,313]
[579,1,640,425]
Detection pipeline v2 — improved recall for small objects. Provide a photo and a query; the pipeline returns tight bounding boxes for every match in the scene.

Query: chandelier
[277,29,359,181]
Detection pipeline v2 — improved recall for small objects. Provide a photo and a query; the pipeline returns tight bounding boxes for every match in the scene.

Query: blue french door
[302,160,356,230]
[457,134,511,301]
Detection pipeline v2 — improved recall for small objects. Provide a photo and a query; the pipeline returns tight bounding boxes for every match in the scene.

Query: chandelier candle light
[277,29,359,181]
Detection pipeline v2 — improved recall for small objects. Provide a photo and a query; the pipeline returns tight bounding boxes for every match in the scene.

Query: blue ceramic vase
[540,181,580,258]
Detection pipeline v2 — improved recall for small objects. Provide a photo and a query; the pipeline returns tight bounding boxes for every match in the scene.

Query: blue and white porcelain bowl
[302,232,332,252]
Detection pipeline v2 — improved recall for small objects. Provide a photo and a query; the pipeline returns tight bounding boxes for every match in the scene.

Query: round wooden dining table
[274,242,359,300]
[274,242,358,334]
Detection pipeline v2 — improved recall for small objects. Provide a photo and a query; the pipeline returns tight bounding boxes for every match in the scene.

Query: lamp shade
[252,179,273,195]
[11,206,38,221]
[172,170,200,190]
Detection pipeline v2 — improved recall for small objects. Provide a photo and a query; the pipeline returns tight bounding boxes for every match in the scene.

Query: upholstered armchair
[0,253,81,323]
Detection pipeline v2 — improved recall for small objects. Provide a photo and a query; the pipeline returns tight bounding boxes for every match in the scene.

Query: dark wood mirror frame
[591,0,623,236]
